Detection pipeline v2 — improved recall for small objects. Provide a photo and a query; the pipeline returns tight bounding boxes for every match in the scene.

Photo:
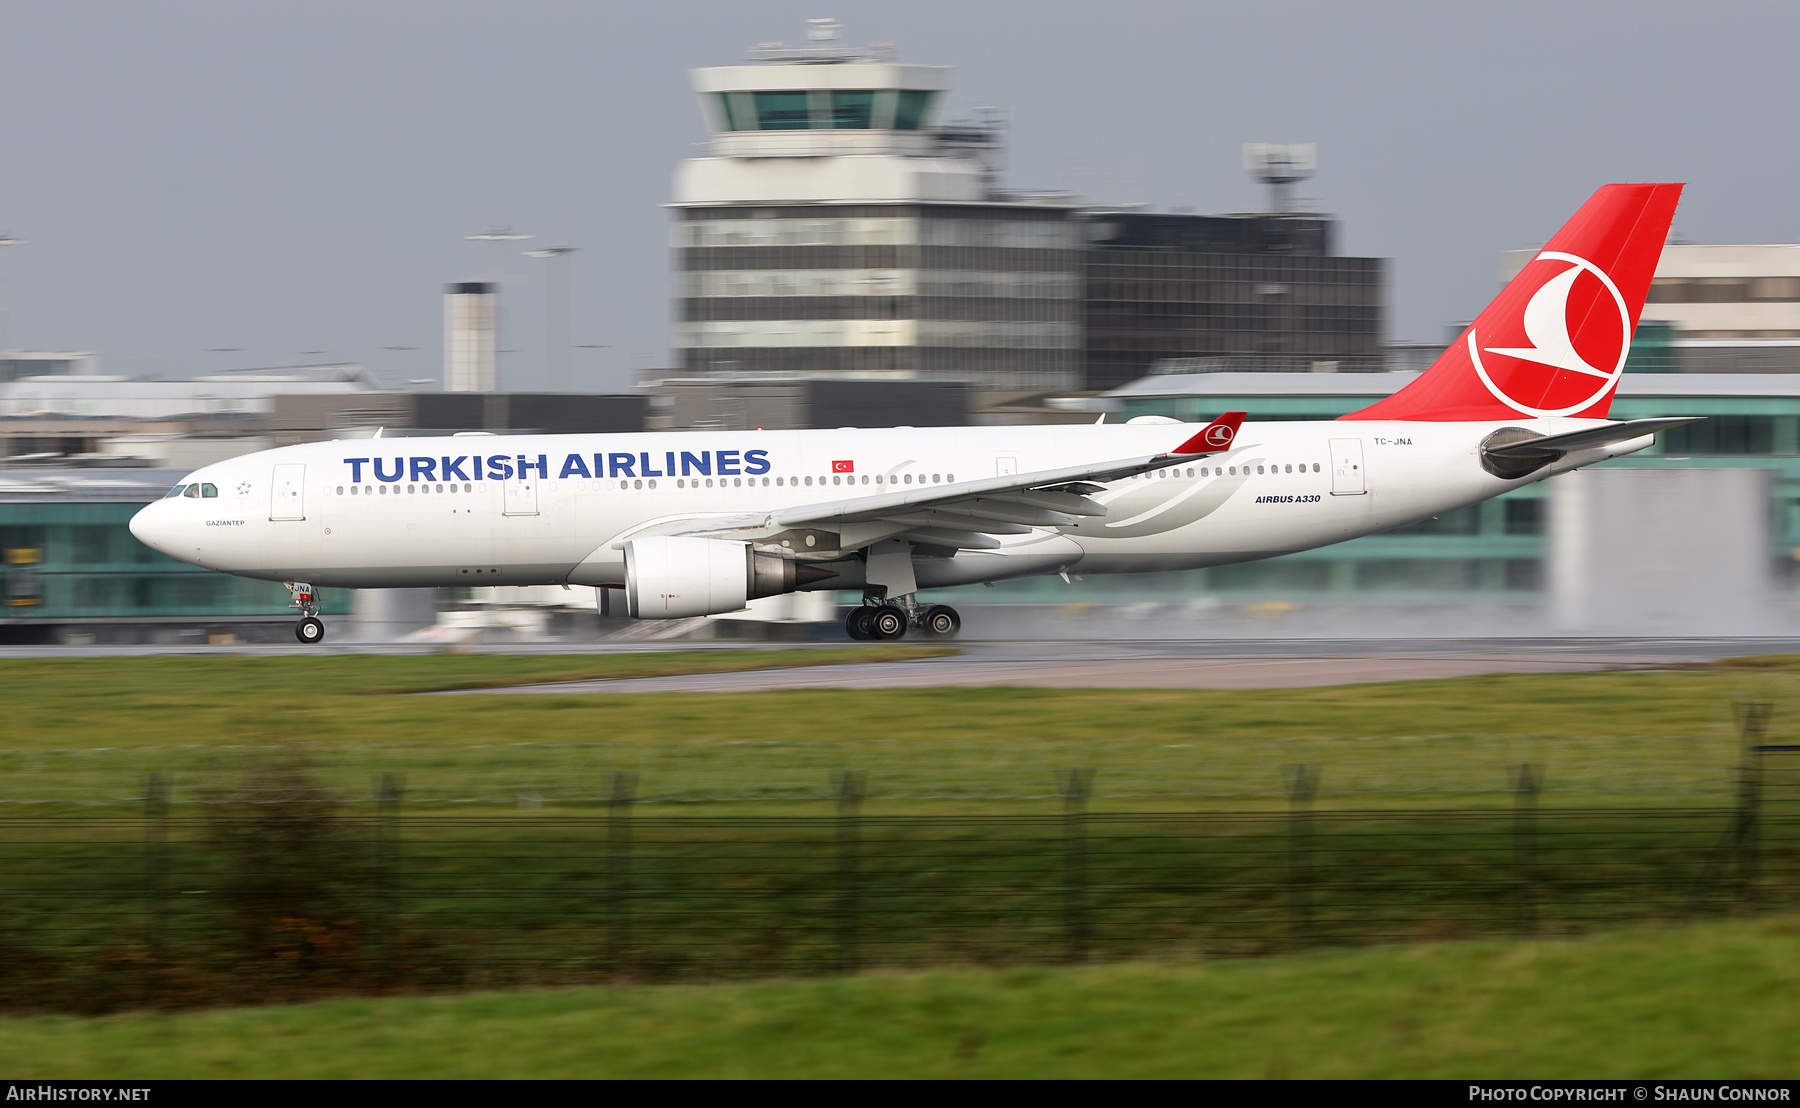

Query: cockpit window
[183,484,201,498]
[164,485,187,498]
[200,483,218,498]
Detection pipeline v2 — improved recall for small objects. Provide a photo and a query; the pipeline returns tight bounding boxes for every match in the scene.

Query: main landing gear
[286,581,325,645]
[844,597,961,641]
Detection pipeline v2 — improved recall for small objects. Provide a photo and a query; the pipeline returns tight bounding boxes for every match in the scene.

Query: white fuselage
[128,419,1646,594]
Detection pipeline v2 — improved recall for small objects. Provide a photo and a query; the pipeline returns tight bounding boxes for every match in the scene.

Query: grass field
[3,912,1796,1078]
[2,651,1798,812]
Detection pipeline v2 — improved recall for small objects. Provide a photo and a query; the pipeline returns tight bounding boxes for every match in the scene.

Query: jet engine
[623,535,837,619]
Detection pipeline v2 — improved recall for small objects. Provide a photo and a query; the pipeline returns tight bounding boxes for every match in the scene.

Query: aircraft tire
[870,606,908,640]
[845,607,876,641]
[296,617,325,645]
[922,605,960,637]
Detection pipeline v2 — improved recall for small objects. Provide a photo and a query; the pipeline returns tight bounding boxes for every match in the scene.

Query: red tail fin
[1344,183,1682,421]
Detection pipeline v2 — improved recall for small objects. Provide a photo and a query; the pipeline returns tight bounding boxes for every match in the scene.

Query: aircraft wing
[767,412,1247,551]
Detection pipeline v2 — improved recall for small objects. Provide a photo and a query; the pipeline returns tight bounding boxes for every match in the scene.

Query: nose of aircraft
[128,501,177,557]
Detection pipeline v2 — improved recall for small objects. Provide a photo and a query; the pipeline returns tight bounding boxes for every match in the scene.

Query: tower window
[893,90,936,130]
[752,90,811,130]
[830,90,875,128]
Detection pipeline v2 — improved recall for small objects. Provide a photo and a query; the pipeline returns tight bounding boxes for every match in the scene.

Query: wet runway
[436,638,1800,695]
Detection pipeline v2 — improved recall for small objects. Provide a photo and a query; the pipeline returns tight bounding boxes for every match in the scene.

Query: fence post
[144,772,169,965]
[607,772,636,976]
[1282,765,1318,949]
[1734,707,1768,910]
[374,772,403,978]
[1057,768,1094,964]
[1733,701,1772,911]
[1511,762,1540,936]
[832,770,867,975]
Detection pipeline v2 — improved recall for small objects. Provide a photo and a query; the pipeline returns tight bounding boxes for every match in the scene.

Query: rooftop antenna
[0,234,24,359]
[750,17,895,62]
[524,246,580,393]
[1243,143,1316,213]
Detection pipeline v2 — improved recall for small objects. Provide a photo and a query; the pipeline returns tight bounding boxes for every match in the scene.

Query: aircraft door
[270,463,306,519]
[1328,438,1366,496]
[503,475,539,516]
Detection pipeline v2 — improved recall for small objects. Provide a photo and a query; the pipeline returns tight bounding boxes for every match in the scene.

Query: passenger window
[201,483,218,498]
[164,485,187,498]
[183,484,200,498]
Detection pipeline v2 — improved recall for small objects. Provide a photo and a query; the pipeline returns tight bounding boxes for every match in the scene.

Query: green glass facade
[0,501,347,625]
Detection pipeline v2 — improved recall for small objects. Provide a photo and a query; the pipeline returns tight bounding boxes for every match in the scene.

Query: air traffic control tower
[671,21,1082,390]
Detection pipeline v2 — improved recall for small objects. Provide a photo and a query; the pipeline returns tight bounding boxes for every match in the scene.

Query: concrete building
[0,364,375,460]
[0,351,101,381]
[257,391,646,446]
[647,377,965,431]
[671,21,1083,390]
[1080,211,1386,390]
[444,282,498,392]
[1504,244,1800,372]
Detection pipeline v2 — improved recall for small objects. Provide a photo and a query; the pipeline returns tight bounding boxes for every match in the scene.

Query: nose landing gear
[286,582,325,645]
[843,596,961,641]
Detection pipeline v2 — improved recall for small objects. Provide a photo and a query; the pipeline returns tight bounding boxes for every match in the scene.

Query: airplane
[131,182,1695,645]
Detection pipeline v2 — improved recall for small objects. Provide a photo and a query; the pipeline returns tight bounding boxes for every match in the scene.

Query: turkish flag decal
[832,460,855,473]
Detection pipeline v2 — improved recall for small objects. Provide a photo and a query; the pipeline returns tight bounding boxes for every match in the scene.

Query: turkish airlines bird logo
[1469,250,1632,418]
[1203,424,1235,447]
[832,460,854,473]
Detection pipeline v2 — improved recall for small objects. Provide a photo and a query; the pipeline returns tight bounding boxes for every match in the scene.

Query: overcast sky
[2,0,1796,391]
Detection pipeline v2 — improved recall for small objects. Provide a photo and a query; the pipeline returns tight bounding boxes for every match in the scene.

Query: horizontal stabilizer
[1483,417,1701,457]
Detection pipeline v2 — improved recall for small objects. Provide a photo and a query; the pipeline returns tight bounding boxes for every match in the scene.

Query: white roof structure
[1105,371,1800,402]
[1,373,371,420]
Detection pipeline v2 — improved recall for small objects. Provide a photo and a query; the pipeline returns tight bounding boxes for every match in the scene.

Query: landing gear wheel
[869,606,908,640]
[845,607,876,641]
[295,616,325,645]
[921,605,961,638]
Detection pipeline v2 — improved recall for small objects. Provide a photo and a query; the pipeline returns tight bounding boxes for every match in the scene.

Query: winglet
[1173,411,1246,455]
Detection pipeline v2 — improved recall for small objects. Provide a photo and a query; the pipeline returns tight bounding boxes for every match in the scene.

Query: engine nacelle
[623,535,836,619]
